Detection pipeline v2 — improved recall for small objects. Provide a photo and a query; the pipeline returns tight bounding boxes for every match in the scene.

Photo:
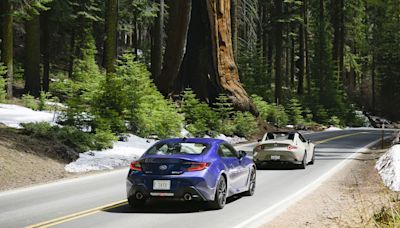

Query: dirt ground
[0,126,78,191]
[263,141,399,228]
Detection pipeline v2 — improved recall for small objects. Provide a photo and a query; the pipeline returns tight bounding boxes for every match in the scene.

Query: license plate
[271,155,280,160]
[153,180,171,190]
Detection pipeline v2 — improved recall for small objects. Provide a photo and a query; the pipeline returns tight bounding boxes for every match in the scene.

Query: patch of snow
[216,134,247,144]
[180,128,191,138]
[65,135,156,173]
[324,126,343,131]
[376,144,400,191]
[286,125,294,129]
[0,103,58,128]
[355,110,372,127]
[45,101,67,109]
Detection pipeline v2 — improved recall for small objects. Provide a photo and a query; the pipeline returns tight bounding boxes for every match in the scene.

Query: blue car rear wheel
[243,168,256,196]
[209,176,227,210]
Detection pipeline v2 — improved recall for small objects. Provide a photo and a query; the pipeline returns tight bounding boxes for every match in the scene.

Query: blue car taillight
[130,161,142,172]
[184,162,210,172]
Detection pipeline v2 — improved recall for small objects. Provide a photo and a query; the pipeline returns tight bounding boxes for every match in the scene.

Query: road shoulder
[263,142,397,227]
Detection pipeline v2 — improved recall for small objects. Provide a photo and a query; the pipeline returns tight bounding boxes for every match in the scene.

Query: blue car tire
[209,176,227,210]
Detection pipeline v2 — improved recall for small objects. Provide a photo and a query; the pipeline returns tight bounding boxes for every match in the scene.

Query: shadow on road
[256,163,298,170]
[103,195,244,214]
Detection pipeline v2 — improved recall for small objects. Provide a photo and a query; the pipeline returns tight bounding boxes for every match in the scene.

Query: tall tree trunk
[261,1,268,63]
[68,32,75,78]
[231,0,238,60]
[274,0,283,104]
[160,0,256,113]
[0,1,3,44]
[371,55,376,111]
[338,0,345,85]
[156,0,192,94]
[297,16,305,95]
[151,0,164,79]
[41,11,50,92]
[331,0,340,71]
[1,0,13,98]
[290,35,295,88]
[206,0,255,112]
[133,15,138,56]
[304,0,310,95]
[104,0,118,74]
[24,15,41,97]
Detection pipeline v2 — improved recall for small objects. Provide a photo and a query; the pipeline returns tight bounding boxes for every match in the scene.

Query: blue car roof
[158,138,226,145]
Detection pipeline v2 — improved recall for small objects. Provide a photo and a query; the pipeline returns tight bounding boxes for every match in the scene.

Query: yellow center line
[314,132,367,145]
[26,200,127,228]
[26,131,370,228]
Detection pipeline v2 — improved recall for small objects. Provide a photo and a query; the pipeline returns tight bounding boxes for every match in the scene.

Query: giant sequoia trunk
[24,15,41,97]
[158,0,256,114]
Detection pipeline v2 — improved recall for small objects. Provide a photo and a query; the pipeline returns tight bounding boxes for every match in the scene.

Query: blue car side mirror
[239,150,247,159]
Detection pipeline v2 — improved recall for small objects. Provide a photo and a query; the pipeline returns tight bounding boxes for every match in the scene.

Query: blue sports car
[126,138,256,209]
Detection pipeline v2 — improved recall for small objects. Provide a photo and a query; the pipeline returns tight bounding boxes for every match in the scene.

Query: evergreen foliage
[238,46,271,99]
[0,64,6,102]
[22,94,39,110]
[94,53,182,138]
[181,89,218,137]
[232,112,258,137]
[251,95,289,127]
[285,98,304,125]
[58,34,105,130]
[21,122,116,152]
[373,0,400,119]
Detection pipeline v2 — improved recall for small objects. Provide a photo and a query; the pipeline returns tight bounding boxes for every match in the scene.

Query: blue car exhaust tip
[135,192,144,200]
[183,193,192,201]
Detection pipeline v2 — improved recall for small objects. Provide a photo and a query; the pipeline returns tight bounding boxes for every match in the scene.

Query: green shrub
[286,98,305,125]
[21,122,53,137]
[57,35,105,130]
[93,54,183,138]
[92,130,117,150]
[273,104,289,127]
[21,122,116,152]
[50,72,74,99]
[251,95,273,121]
[251,94,288,127]
[213,94,238,135]
[328,115,341,127]
[0,63,6,102]
[314,105,330,125]
[214,94,235,120]
[22,94,39,110]
[232,112,258,137]
[38,91,51,111]
[303,108,314,124]
[181,89,218,137]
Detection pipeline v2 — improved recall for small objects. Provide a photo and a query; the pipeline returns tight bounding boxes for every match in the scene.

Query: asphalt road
[0,129,395,228]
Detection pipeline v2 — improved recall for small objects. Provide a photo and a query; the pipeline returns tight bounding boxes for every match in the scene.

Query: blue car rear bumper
[126,170,216,201]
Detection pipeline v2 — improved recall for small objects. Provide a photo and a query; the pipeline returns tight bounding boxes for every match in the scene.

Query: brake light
[186,162,210,172]
[255,145,264,151]
[130,161,142,171]
[288,145,298,151]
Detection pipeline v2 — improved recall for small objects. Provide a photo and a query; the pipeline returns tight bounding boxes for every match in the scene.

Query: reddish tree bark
[158,0,256,114]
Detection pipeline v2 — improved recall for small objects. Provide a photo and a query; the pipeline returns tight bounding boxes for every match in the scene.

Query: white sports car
[253,131,315,169]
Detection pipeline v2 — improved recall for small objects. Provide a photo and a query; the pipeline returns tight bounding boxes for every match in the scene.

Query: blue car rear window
[146,142,210,155]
